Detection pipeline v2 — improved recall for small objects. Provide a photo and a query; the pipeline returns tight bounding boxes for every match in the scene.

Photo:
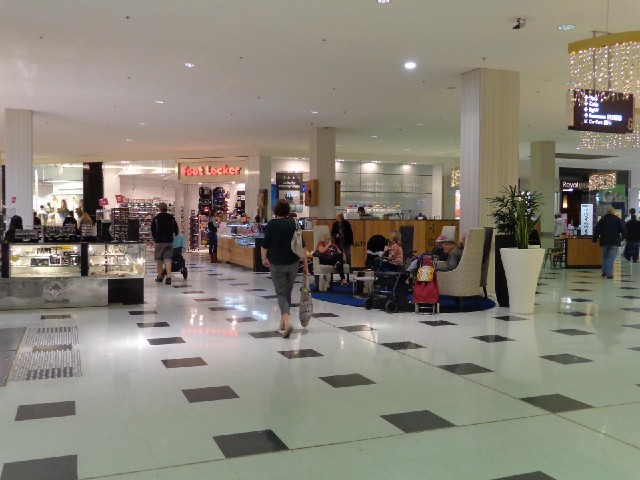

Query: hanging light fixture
[588,172,616,190]
[569,30,640,149]
[451,167,460,187]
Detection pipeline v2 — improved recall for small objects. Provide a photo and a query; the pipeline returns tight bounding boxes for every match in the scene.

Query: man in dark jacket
[593,205,625,279]
[151,202,179,285]
[624,212,640,262]
[331,213,354,265]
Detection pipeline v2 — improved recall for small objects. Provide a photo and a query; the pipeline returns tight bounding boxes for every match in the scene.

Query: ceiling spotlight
[377,0,390,3]
[513,18,526,30]
[184,62,196,68]
[558,24,576,31]
[404,61,417,70]
[155,100,164,104]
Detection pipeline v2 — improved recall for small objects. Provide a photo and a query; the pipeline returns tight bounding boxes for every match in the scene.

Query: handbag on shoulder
[291,219,306,259]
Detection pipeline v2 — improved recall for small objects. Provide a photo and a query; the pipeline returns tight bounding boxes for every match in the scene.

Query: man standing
[151,202,178,285]
[553,213,567,237]
[593,205,625,279]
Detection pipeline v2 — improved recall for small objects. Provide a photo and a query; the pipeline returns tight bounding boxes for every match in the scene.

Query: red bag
[413,257,439,304]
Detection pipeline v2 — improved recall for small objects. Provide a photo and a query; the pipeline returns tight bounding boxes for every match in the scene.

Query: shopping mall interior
[1,2,640,479]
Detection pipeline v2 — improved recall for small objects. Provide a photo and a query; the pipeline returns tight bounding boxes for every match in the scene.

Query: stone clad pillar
[309,127,336,219]
[460,69,519,232]
[5,109,34,228]
[530,141,556,246]
[246,155,271,220]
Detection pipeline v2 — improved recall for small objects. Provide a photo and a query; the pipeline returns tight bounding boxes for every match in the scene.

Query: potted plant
[488,186,545,314]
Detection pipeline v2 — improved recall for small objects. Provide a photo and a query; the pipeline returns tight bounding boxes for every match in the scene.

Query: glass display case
[87,243,145,278]
[8,244,82,278]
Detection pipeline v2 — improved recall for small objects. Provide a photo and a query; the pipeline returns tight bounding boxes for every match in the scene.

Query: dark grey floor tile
[520,393,592,413]
[628,347,640,352]
[493,472,556,480]
[128,310,157,315]
[495,315,528,321]
[245,289,266,292]
[313,313,339,318]
[182,291,205,294]
[438,363,493,375]
[161,357,207,368]
[380,341,425,350]
[137,322,170,328]
[216,278,236,281]
[623,308,640,313]
[623,324,640,329]
[0,328,25,351]
[278,349,324,359]
[182,385,239,403]
[209,306,237,312]
[551,329,594,336]
[565,298,592,302]
[420,320,457,326]
[339,325,375,332]
[572,281,594,284]
[290,303,300,307]
[229,283,249,286]
[619,295,640,299]
[148,337,185,345]
[620,287,639,290]
[620,280,635,283]
[540,353,592,365]
[172,285,194,289]
[261,295,278,299]
[472,335,514,343]
[0,454,77,480]
[560,311,590,317]
[569,288,592,292]
[40,314,71,320]
[226,317,258,323]
[213,429,288,459]
[193,298,220,302]
[381,409,454,433]
[319,373,376,388]
[248,331,284,339]
[15,401,75,421]
[536,283,548,286]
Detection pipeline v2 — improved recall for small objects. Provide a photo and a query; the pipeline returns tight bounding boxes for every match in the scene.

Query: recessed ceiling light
[139,122,146,126]
[370,135,378,139]
[126,138,133,142]
[404,148,410,151]
[404,61,417,70]
[377,0,390,3]
[416,123,424,126]
[311,110,318,114]
[184,62,196,68]
[155,100,164,104]
[558,24,576,31]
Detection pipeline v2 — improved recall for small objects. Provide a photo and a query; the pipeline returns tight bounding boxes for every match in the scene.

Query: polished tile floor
[2,254,640,479]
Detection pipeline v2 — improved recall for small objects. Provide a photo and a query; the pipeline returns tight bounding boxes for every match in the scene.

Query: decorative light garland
[450,167,460,187]
[588,172,616,190]
[569,32,640,149]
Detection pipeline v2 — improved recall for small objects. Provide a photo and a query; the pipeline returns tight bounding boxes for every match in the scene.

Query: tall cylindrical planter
[500,247,545,314]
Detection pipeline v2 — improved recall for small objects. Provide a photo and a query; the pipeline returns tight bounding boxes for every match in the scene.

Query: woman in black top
[331,213,354,265]
[261,199,308,338]
[4,215,23,243]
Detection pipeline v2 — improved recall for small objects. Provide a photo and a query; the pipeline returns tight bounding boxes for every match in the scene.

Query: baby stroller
[412,255,439,314]
[161,247,188,280]
[363,253,417,313]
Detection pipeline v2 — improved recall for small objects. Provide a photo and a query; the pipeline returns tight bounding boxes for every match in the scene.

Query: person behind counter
[33,211,41,227]
[75,199,84,219]
[331,213,354,265]
[58,199,70,221]
[435,233,462,272]
[207,212,219,263]
[63,213,78,233]
[3,215,23,243]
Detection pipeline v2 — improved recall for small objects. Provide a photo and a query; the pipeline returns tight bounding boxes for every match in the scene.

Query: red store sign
[181,164,242,177]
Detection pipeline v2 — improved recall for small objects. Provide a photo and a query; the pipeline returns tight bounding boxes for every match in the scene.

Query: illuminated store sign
[181,164,242,177]
[561,181,589,190]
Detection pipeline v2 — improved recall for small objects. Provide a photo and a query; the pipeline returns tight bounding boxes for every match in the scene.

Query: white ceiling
[1,0,639,172]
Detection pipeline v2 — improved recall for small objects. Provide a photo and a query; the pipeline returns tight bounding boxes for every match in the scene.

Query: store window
[33,163,84,225]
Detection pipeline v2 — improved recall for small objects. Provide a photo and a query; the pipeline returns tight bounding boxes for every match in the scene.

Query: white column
[5,109,34,228]
[460,69,519,232]
[102,165,121,206]
[174,183,188,236]
[309,127,336,219]
[530,141,556,246]
[246,155,271,220]
[430,164,443,218]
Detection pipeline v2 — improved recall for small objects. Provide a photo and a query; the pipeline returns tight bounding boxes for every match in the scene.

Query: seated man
[435,233,462,272]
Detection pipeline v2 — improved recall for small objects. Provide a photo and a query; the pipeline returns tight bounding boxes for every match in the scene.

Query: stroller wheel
[385,300,398,313]
[182,267,188,280]
[364,298,374,310]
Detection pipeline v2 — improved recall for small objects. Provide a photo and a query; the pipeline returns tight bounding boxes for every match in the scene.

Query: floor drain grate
[10,350,81,382]
[22,327,79,347]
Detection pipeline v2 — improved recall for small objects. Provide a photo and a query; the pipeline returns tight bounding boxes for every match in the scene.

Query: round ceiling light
[404,61,417,70]
[558,24,576,31]
[377,0,390,3]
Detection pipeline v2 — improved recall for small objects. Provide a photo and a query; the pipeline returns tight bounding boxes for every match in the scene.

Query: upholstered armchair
[312,225,350,291]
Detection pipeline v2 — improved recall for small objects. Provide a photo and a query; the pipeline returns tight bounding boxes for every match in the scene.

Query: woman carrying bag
[261,199,309,338]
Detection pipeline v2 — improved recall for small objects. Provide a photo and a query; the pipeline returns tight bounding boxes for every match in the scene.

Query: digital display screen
[569,89,634,134]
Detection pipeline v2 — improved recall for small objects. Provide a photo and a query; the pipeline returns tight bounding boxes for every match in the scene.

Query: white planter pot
[500,247,545,314]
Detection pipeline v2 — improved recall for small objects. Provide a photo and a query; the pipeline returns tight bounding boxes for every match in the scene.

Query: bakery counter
[565,237,601,268]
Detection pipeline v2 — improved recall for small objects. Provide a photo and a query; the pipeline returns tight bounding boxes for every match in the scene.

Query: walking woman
[208,212,219,263]
[261,199,308,338]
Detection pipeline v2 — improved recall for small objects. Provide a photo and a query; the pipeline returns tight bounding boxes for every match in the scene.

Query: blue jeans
[601,245,618,276]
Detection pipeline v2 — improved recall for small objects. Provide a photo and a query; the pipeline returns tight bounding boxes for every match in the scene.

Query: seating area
[544,237,566,268]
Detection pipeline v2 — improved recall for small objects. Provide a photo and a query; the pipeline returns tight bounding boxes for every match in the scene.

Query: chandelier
[450,167,460,187]
[588,172,616,190]
[569,30,640,149]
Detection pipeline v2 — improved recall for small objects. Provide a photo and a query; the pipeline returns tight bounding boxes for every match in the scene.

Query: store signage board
[581,203,593,236]
[115,194,125,204]
[181,164,242,177]
[561,181,589,190]
[569,89,634,134]
[276,172,303,191]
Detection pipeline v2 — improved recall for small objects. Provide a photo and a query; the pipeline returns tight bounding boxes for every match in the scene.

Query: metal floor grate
[22,327,79,347]
[10,350,82,382]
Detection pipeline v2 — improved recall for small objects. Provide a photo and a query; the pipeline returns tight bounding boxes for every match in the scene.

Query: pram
[161,234,189,280]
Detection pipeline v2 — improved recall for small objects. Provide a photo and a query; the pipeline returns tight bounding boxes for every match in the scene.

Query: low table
[352,276,376,298]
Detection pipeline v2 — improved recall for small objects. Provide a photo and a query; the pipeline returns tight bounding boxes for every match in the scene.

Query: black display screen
[569,89,634,134]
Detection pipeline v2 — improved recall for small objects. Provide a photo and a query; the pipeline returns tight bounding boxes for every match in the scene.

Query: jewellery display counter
[0,242,145,310]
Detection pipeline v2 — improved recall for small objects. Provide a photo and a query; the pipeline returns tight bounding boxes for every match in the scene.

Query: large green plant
[487,185,543,249]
